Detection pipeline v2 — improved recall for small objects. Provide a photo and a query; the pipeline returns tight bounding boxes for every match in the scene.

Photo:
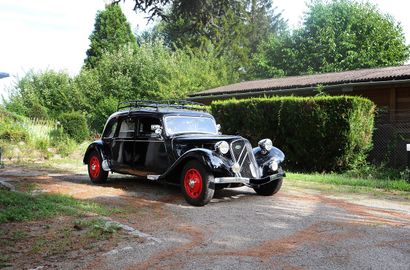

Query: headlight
[258,138,273,152]
[270,160,279,171]
[215,141,229,154]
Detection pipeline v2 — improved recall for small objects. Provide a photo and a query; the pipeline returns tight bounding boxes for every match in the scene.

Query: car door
[110,116,137,174]
[132,116,169,176]
[101,117,119,166]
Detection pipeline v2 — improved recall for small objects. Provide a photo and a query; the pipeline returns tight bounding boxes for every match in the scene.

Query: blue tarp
[0,72,9,79]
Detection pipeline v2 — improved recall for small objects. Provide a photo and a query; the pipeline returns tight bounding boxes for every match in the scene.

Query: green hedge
[59,112,89,143]
[211,96,375,172]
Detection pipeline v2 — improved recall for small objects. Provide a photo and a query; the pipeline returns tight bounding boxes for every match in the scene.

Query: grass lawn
[287,172,410,191]
[287,172,410,199]
[0,189,121,224]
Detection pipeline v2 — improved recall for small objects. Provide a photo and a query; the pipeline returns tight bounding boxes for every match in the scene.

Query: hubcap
[184,169,203,199]
[89,156,100,179]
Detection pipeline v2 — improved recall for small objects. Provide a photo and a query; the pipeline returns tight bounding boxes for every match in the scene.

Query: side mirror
[216,124,222,135]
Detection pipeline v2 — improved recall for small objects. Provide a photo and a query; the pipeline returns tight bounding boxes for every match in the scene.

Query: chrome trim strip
[240,151,249,168]
[147,175,160,180]
[214,177,250,184]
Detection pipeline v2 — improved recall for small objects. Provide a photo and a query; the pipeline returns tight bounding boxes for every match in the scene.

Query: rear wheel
[253,178,283,196]
[87,150,108,184]
[181,160,214,206]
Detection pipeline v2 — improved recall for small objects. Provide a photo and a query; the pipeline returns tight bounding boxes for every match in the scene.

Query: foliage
[211,96,375,172]
[0,107,29,142]
[251,0,410,77]
[6,70,86,119]
[0,190,119,224]
[59,112,89,143]
[84,3,137,68]
[159,0,287,79]
[0,107,79,160]
[81,40,238,131]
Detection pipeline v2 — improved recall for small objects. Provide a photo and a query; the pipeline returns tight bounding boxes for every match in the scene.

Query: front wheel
[253,178,283,196]
[181,160,215,206]
[87,150,108,184]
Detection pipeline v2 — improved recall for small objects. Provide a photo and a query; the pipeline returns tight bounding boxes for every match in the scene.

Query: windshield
[164,116,218,135]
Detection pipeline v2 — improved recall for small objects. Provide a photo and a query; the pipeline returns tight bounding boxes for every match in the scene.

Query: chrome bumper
[214,172,285,186]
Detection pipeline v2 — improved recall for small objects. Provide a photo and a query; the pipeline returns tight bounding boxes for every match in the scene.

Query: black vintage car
[83,100,285,206]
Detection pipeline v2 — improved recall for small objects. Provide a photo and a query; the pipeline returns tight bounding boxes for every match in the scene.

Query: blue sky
[1,0,410,98]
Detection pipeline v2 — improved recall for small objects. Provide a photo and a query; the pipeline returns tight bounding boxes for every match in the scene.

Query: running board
[147,175,160,181]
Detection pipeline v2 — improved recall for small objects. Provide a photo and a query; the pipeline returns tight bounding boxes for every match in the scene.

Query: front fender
[253,146,285,177]
[83,140,105,164]
[253,146,285,166]
[160,148,233,180]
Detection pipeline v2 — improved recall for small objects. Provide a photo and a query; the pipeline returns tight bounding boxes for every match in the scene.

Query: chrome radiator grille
[230,139,259,178]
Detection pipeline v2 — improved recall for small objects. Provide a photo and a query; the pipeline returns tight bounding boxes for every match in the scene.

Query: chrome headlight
[258,138,273,152]
[215,141,229,154]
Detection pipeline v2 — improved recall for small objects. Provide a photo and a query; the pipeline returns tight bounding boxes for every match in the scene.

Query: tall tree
[84,3,137,68]
[158,0,286,78]
[253,0,410,78]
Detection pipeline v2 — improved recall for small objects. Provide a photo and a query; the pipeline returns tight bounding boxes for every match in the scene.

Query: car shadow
[51,172,257,205]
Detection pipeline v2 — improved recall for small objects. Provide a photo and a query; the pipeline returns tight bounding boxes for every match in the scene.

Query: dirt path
[1,166,409,270]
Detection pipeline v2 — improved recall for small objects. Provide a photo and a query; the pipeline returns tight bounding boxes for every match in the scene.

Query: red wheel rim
[184,169,203,199]
[89,156,100,179]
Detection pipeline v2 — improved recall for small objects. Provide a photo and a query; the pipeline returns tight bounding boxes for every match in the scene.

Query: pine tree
[84,3,137,69]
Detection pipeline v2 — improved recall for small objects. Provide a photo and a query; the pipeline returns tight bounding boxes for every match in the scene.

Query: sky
[1,0,410,98]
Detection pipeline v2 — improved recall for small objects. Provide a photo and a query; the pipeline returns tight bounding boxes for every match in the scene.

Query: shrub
[59,112,89,143]
[28,103,48,120]
[211,96,375,172]
[0,118,29,142]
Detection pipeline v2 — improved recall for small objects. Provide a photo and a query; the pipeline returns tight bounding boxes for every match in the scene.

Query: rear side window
[103,119,118,138]
[118,118,136,139]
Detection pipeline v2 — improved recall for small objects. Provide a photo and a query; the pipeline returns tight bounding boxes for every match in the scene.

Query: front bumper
[214,171,285,187]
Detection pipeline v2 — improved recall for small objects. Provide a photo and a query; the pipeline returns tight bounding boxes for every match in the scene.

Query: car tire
[181,160,215,206]
[253,178,283,196]
[87,150,108,184]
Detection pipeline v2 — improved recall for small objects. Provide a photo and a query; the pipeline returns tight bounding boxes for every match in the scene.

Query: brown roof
[191,65,410,97]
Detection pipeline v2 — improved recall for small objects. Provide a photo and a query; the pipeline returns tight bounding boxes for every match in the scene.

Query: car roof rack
[117,100,207,112]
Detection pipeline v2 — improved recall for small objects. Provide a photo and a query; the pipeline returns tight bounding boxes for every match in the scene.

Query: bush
[211,96,375,172]
[0,108,29,142]
[0,122,28,142]
[59,112,89,143]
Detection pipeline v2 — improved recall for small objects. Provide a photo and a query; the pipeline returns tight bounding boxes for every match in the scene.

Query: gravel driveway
[1,166,409,270]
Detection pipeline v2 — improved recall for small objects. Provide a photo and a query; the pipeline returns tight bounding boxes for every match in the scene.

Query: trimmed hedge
[59,112,89,143]
[211,96,375,172]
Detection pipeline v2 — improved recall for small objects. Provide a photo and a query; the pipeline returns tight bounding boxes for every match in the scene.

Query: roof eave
[188,78,410,101]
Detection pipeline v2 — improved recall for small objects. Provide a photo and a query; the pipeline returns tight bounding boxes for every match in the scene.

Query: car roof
[107,108,214,122]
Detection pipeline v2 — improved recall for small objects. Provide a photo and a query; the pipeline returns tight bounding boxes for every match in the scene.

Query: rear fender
[83,140,105,164]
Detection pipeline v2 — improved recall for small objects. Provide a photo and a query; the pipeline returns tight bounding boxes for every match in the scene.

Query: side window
[102,119,118,138]
[138,117,161,138]
[118,118,136,139]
